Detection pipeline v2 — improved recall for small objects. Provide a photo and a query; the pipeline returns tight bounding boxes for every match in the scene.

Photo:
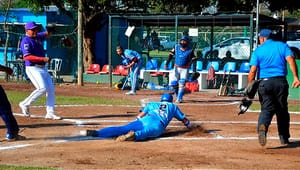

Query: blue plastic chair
[206,61,219,71]
[159,60,173,70]
[190,61,203,72]
[196,61,203,71]
[145,58,158,70]
[150,60,173,76]
[239,62,250,73]
[223,62,237,72]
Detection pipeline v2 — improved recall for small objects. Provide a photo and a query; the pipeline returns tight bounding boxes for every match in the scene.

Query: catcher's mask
[161,93,173,102]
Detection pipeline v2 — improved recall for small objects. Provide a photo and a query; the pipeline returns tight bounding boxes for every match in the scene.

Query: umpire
[248,29,300,146]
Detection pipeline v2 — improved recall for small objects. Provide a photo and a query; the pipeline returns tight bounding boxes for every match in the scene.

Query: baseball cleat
[45,113,62,120]
[115,131,135,142]
[125,91,136,95]
[19,103,30,117]
[258,124,267,146]
[5,134,26,142]
[279,135,290,145]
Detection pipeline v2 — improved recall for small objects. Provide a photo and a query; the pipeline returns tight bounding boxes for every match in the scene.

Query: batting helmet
[180,35,189,42]
[160,93,173,102]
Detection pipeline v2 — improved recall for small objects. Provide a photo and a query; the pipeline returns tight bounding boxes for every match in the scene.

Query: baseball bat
[218,70,226,96]
[222,70,231,96]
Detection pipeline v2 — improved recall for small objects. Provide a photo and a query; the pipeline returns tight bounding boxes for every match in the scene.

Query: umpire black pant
[257,76,290,140]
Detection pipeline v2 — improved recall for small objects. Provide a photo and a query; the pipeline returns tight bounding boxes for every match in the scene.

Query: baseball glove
[245,80,260,99]
[238,97,253,115]
[46,23,56,33]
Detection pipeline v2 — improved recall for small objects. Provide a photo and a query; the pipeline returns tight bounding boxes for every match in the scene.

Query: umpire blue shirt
[250,39,294,79]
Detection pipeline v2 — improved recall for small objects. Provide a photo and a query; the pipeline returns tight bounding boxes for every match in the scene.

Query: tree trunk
[82,12,107,72]
[83,37,94,70]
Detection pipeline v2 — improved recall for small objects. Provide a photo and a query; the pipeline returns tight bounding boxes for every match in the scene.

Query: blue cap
[25,21,38,30]
[259,29,272,38]
[180,35,189,41]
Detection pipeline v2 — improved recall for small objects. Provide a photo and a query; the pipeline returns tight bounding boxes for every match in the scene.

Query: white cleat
[125,91,136,95]
[19,103,30,117]
[45,113,62,120]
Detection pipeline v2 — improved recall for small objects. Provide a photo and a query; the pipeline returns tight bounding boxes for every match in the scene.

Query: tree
[7,0,300,70]
[8,0,213,70]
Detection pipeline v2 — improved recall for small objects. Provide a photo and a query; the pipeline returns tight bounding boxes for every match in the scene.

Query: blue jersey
[141,101,186,127]
[20,32,47,66]
[123,49,142,62]
[250,39,293,79]
[173,45,194,67]
[95,101,187,141]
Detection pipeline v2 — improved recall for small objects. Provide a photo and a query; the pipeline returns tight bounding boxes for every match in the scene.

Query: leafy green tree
[4,0,300,69]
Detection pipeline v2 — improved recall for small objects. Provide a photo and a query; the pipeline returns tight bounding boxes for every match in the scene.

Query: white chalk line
[0,144,32,151]
[12,113,300,126]
[24,103,300,114]
[4,105,300,151]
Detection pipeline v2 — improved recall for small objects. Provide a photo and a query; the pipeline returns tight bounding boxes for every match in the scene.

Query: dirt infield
[1,82,300,169]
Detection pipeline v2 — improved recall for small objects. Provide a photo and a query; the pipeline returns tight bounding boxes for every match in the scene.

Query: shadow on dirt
[63,113,137,119]
[268,140,300,149]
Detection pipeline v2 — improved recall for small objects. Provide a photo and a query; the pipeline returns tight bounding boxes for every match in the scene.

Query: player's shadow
[159,127,219,138]
[268,140,300,149]
[63,113,137,119]
[15,123,75,129]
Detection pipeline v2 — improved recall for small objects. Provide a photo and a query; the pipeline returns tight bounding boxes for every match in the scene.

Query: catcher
[85,93,193,141]
[165,35,197,103]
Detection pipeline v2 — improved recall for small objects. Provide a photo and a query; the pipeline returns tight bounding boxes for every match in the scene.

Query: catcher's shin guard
[170,80,178,96]
[177,79,185,101]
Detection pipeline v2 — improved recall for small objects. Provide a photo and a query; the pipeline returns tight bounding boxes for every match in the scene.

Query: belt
[261,76,285,81]
[33,64,45,68]
[175,64,189,69]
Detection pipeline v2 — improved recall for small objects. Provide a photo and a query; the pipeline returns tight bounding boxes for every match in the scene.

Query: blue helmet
[160,93,173,102]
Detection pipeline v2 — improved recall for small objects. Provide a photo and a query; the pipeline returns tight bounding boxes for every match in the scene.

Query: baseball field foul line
[1,112,299,152]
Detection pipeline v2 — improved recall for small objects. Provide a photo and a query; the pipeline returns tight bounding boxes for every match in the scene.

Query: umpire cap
[259,29,272,38]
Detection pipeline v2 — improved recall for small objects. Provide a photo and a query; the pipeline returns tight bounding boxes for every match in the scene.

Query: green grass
[0,165,56,170]
[250,103,300,112]
[6,91,138,106]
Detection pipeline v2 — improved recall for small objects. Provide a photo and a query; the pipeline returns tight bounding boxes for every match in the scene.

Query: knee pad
[170,80,178,87]
[170,80,178,95]
[178,79,186,88]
